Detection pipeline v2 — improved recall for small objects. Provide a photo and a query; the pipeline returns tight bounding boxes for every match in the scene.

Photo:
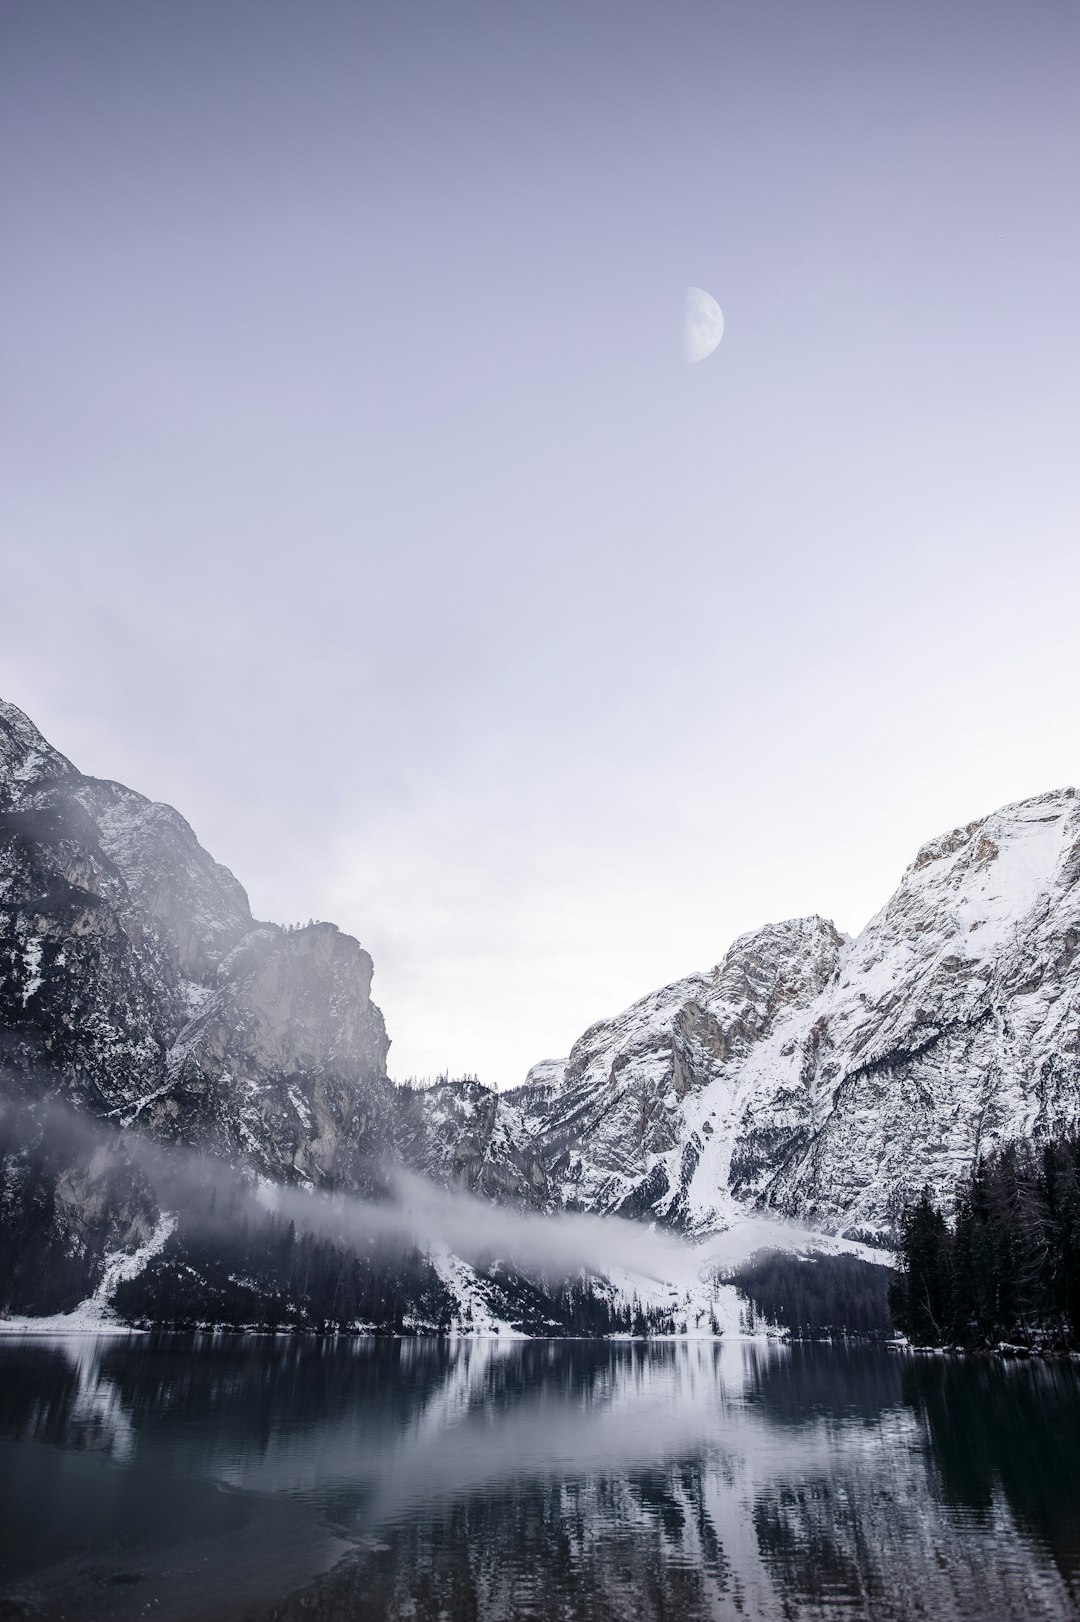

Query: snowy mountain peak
[519,791,1080,1236]
[899,787,1077,945]
[0,699,75,802]
[0,697,389,1188]
[709,914,847,1014]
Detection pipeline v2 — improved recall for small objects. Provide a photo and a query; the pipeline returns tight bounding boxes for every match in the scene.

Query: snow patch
[0,1212,177,1334]
[21,935,43,1004]
[428,1245,529,1338]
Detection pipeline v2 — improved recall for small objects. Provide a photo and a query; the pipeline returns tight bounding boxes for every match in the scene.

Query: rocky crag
[1,701,392,1181]
[513,790,1080,1235]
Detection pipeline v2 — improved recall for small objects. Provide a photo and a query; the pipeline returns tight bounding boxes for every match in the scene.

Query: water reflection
[0,1335,1077,1620]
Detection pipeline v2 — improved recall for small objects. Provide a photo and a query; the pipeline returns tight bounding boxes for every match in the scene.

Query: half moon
[683,286,724,364]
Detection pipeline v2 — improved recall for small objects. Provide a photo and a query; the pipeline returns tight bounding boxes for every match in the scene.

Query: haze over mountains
[2,696,1078,1325]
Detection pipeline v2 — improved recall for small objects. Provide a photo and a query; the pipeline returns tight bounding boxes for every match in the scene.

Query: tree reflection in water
[0,1335,1078,1621]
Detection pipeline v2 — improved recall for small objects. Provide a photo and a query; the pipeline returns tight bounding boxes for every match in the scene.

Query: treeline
[890,1134,1080,1350]
[112,1212,674,1337]
[114,1215,455,1333]
[396,1073,483,1093]
[464,1262,676,1337]
[728,1249,894,1337]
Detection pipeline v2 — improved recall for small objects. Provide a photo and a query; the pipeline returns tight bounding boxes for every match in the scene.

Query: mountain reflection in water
[0,1335,1078,1621]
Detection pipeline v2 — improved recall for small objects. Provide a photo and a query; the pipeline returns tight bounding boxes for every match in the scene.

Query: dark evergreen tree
[730,1249,894,1338]
[888,1188,952,1343]
[1042,1136,1080,1338]
[892,1133,1080,1350]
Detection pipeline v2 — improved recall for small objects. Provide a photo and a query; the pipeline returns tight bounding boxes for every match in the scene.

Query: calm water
[0,1336,1078,1621]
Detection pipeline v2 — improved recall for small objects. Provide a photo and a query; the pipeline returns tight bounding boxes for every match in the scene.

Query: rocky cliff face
[517,790,1080,1235]
[394,1078,548,1207]
[759,789,1080,1229]
[508,916,846,1224]
[0,699,393,1190]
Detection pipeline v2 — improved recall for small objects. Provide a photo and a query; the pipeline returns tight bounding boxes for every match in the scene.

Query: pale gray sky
[2,0,1078,1083]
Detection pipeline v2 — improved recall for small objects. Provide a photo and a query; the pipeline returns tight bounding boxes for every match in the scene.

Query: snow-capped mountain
[517,790,1080,1235]
[0,699,393,1188]
[0,699,568,1321]
[509,916,845,1223]
[3,695,1078,1325]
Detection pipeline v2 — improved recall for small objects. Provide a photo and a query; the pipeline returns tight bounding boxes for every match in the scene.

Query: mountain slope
[4,695,1078,1322]
[518,790,1080,1235]
[0,700,617,1327]
[510,916,845,1223]
[0,699,393,1187]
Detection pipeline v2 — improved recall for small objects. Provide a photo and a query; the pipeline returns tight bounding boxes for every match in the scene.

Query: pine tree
[890,1187,952,1343]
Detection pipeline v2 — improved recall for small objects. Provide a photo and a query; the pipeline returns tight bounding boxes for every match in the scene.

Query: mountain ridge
[2,696,1078,1326]
[514,786,1080,1234]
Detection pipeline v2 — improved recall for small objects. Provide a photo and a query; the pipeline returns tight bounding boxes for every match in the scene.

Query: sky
[2,0,1078,1086]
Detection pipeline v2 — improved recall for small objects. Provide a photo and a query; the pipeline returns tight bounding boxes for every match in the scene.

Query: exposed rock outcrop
[394,1078,548,1207]
[0,699,393,1189]
[517,791,1080,1235]
[511,916,846,1224]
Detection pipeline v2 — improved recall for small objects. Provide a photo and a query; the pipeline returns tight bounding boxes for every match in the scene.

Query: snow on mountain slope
[394,1077,549,1207]
[524,916,845,1224]
[0,703,75,796]
[6,690,1079,1315]
[760,789,1080,1229]
[524,791,1080,1236]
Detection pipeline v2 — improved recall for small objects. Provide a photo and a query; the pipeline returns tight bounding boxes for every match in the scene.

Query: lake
[0,1335,1078,1620]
